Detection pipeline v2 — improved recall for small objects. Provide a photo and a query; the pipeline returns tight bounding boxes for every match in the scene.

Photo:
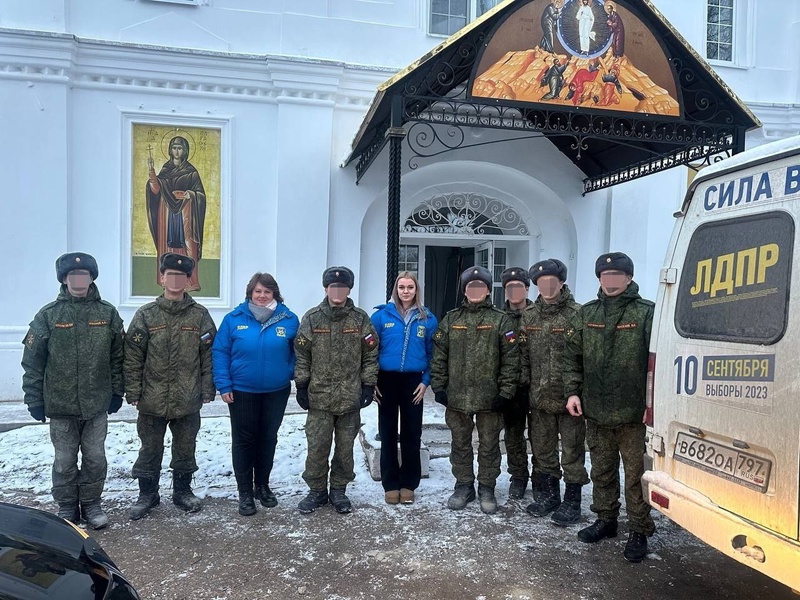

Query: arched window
[403,193,529,236]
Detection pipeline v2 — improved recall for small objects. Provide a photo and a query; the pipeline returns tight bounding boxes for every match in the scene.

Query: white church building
[0,0,797,399]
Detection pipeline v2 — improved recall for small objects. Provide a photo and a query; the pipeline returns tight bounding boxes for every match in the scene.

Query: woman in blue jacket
[371,271,437,505]
[212,273,299,516]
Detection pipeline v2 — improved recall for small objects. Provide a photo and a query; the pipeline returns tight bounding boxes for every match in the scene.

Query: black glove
[434,391,448,407]
[28,404,46,423]
[360,385,373,409]
[515,386,530,410]
[108,394,124,415]
[296,385,309,411]
[491,394,509,412]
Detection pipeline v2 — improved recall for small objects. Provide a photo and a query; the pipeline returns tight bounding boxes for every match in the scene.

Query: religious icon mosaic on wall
[131,124,222,298]
[471,0,680,116]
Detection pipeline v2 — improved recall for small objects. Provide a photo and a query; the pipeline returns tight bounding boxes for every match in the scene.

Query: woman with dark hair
[370,272,437,505]
[212,273,299,515]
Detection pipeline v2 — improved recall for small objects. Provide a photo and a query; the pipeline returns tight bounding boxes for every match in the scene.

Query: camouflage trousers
[586,420,655,536]
[445,408,503,488]
[502,387,534,483]
[132,411,201,479]
[529,409,590,485]
[50,412,108,505]
[302,409,360,491]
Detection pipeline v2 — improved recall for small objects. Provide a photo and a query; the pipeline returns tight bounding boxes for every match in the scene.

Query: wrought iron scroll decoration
[403,193,529,236]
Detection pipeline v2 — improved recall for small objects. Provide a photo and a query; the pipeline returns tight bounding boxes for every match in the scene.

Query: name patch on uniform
[312,328,331,334]
[551,327,566,333]
[237,325,249,330]
[416,325,426,338]
[383,322,395,329]
[616,323,638,330]
[587,323,605,329]
[525,325,543,332]
[476,325,494,331]
[54,322,74,329]
[88,320,109,327]
[148,324,167,333]
[364,333,377,349]
[342,327,359,334]
[504,330,517,343]
[181,326,199,332]
[276,327,286,337]
[451,325,468,330]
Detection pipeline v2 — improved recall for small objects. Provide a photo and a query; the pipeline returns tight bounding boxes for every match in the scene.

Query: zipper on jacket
[399,311,418,372]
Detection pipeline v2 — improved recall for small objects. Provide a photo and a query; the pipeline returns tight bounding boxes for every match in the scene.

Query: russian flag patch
[504,330,517,343]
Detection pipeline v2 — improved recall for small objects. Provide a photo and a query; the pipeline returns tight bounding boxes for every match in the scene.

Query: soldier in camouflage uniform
[563,252,655,563]
[499,267,534,499]
[294,266,379,514]
[124,253,217,520]
[521,259,589,526]
[21,252,125,529]
[431,266,519,514]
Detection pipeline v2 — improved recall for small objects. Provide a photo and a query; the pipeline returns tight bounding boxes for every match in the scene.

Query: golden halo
[160,128,197,163]
[604,1,616,11]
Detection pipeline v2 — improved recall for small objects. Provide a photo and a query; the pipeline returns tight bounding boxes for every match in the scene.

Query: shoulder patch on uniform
[363,332,377,349]
[129,328,147,346]
[23,332,36,350]
[565,327,576,338]
[518,331,528,344]
[295,334,310,347]
[503,330,517,343]
[433,330,445,342]
[200,331,214,344]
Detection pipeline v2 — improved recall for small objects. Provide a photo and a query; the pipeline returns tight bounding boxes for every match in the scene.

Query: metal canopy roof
[344,0,760,193]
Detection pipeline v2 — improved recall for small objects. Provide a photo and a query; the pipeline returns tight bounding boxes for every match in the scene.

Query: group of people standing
[21,247,654,564]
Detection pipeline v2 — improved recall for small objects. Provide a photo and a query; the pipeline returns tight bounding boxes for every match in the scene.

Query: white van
[642,135,800,591]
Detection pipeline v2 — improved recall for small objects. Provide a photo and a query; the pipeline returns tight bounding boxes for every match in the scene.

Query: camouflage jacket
[21,284,124,419]
[504,299,532,388]
[431,297,520,412]
[294,298,379,415]
[562,282,653,427]
[124,294,216,420]
[519,286,581,413]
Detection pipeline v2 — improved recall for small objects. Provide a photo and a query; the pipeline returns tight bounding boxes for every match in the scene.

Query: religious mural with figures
[131,124,221,298]
[471,0,680,116]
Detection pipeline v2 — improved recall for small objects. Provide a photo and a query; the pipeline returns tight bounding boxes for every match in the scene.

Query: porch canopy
[343,0,760,299]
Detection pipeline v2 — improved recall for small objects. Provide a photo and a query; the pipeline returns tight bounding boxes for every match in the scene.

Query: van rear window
[675,212,794,344]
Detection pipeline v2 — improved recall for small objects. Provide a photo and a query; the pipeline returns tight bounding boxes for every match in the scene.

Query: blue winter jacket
[370,303,437,385]
[212,301,299,394]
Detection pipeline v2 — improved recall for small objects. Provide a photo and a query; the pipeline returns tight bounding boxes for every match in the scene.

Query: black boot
[624,531,648,562]
[81,501,109,530]
[447,483,476,510]
[238,489,257,516]
[256,484,277,508]
[577,518,618,543]
[478,484,497,514]
[57,503,80,523]
[129,476,160,521]
[526,474,561,517]
[329,488,352,514]
[172,472,203,513]
[298,489,328,514]
[508,477,527,500]
[551,483,582,526]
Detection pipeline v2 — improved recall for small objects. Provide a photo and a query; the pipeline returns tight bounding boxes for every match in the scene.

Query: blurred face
[599,270,632,297]
[465,280,490,304]
[65,269,92,298]
[325,283,350,306]
[504,281,528,305]
[251,283,274,307]
[537,275,564,304]
[161,269,188,295]
[396,278,416,307]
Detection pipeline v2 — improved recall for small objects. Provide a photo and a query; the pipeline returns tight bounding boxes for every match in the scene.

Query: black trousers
[228,386,290,491]
[377,371,424,492]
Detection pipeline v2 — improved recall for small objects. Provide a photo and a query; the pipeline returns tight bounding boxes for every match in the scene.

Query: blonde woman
[370,272,438,504]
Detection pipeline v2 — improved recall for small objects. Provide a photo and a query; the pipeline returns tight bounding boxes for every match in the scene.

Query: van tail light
[651,490,670,510]
[645,352,655,427]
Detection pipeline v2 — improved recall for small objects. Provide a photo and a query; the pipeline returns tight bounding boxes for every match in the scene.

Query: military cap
[56,252,98,283]
[595,252,634,278]
[159,252,195,276]
[530,258,567,285]
[501,267,530,288]
[460,265,492,292]
[322,266,355,288]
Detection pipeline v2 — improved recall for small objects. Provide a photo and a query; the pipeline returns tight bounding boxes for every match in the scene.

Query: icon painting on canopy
[471,0,680,116]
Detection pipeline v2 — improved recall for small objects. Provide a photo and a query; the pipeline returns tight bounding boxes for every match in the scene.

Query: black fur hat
[56,252,98,283]
[500,267,530,288]
[595,252,634,278]
[159,252,195,276]
[322,266,355,288]
[460,265,492,292]
[529,258,567,285]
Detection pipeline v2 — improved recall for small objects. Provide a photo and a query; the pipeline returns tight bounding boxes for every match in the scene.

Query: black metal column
[385,95,406,302]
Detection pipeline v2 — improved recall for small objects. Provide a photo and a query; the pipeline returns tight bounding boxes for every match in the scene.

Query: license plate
[673,433,771,493]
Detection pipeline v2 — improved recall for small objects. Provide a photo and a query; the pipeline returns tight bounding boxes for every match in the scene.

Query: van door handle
[659,268,677,284]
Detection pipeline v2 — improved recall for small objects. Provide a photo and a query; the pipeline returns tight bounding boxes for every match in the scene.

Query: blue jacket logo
[276,327,286,337]
[416,325,426,338]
